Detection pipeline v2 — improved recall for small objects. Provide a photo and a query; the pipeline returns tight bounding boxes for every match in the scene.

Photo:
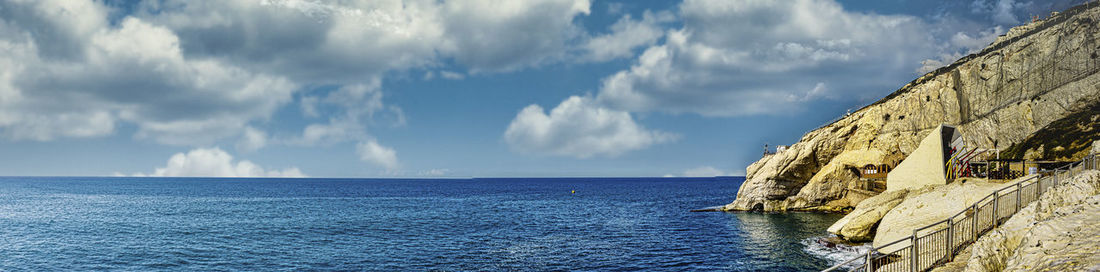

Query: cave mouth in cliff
[751,203,764,212]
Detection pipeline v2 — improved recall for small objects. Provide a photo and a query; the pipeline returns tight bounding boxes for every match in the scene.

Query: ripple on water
[0,176,850,271]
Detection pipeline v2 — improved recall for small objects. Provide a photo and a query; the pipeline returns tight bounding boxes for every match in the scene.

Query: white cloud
[418,168,451,176]
[299,96,321,118]
[992,0,1025,25]
[969,0,1027,25]
[504,96,677,158]
[582,10,674,62]
[0,0,108,60]
[681,166,734,177]
[440,71,465,80]
[0,0,611,148]
[291,82,404,150]
[0,2,297,144]
[236,127,268,152]
[917,25,1005,73]
[139,0,594,77]
[606,2,625,15]
[357,140,400,170]
[140,0,445,83]
[663,166,737,177]
[137,147,306,177]
[439,0,592,73]
[592,0,938,117]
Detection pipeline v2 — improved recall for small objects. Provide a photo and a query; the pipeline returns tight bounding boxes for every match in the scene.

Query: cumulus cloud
[357,140,400,170]
[138,0,594,77]
[137,147,306,177]
[916,26,1006,73]
[439,0,592,73]
[992,0,1024,25]
[582,10,674,62]
[0,1,296,144]
[606,2,625,15]
[663,166,740,177]
[291,83,402,162]
[418,168,451,176]
[0,0,612,148]
[285,83,404,170]
[137,0,444,83]
[680,166,735,177]
[440,71,465,80]
[504,96,677,158]
[593,0,937,117]
[236,127,268,152]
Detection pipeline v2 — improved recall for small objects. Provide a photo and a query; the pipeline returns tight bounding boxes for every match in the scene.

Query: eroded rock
[826,189,909,242]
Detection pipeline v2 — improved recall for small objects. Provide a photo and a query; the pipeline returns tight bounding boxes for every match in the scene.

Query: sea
[0,176,866,271]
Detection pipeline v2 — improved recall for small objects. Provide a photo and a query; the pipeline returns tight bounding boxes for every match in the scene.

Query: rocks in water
[826,189,909,242]
[964,170,1100,272]
[724,135,831,211]
[726,2,1100,212]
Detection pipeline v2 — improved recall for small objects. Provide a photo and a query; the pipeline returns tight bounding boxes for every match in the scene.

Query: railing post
[992,194,999,227]
[1038,177,1044,195]
[947,219,954,260]
[865,249,873,272]
[911,230,919,272]
[1015,183,1022,212]
[1035,177,1041,200]
[971,204,978,241]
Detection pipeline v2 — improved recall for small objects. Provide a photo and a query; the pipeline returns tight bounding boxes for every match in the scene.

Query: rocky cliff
[725,3,1100,212]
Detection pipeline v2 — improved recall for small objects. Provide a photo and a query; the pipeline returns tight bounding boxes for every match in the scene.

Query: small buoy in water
[571,190,575,194]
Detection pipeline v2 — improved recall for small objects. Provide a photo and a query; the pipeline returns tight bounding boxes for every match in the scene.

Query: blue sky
[0,0,1084,177]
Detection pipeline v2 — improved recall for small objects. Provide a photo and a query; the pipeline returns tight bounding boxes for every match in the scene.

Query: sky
[0,0,1086,178]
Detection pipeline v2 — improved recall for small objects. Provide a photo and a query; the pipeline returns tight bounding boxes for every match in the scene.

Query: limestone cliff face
[726,3,1100,212]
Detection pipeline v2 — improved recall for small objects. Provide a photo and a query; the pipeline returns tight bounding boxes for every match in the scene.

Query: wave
[801,235,871,270]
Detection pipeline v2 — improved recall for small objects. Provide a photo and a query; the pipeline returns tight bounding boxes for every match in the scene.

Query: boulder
[873,178,1016,253]
[826,189,908,242]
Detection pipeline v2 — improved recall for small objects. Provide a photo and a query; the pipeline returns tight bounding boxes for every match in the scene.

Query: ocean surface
[0,176,859,271]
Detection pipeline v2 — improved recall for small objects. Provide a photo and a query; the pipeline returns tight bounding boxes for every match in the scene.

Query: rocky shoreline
[725,1,1100,213]
[720,2,1100,271]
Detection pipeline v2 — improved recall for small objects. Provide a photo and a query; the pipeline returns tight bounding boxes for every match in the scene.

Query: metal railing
[823,153,1098,272]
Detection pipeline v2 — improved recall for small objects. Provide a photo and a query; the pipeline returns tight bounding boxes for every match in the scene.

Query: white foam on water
[801,235,872,270]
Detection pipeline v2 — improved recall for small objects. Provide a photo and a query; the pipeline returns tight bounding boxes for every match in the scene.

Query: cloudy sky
[0,0,1084,178]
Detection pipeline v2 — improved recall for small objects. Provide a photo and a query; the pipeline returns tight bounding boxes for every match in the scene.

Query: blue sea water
[0,176,853,271]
